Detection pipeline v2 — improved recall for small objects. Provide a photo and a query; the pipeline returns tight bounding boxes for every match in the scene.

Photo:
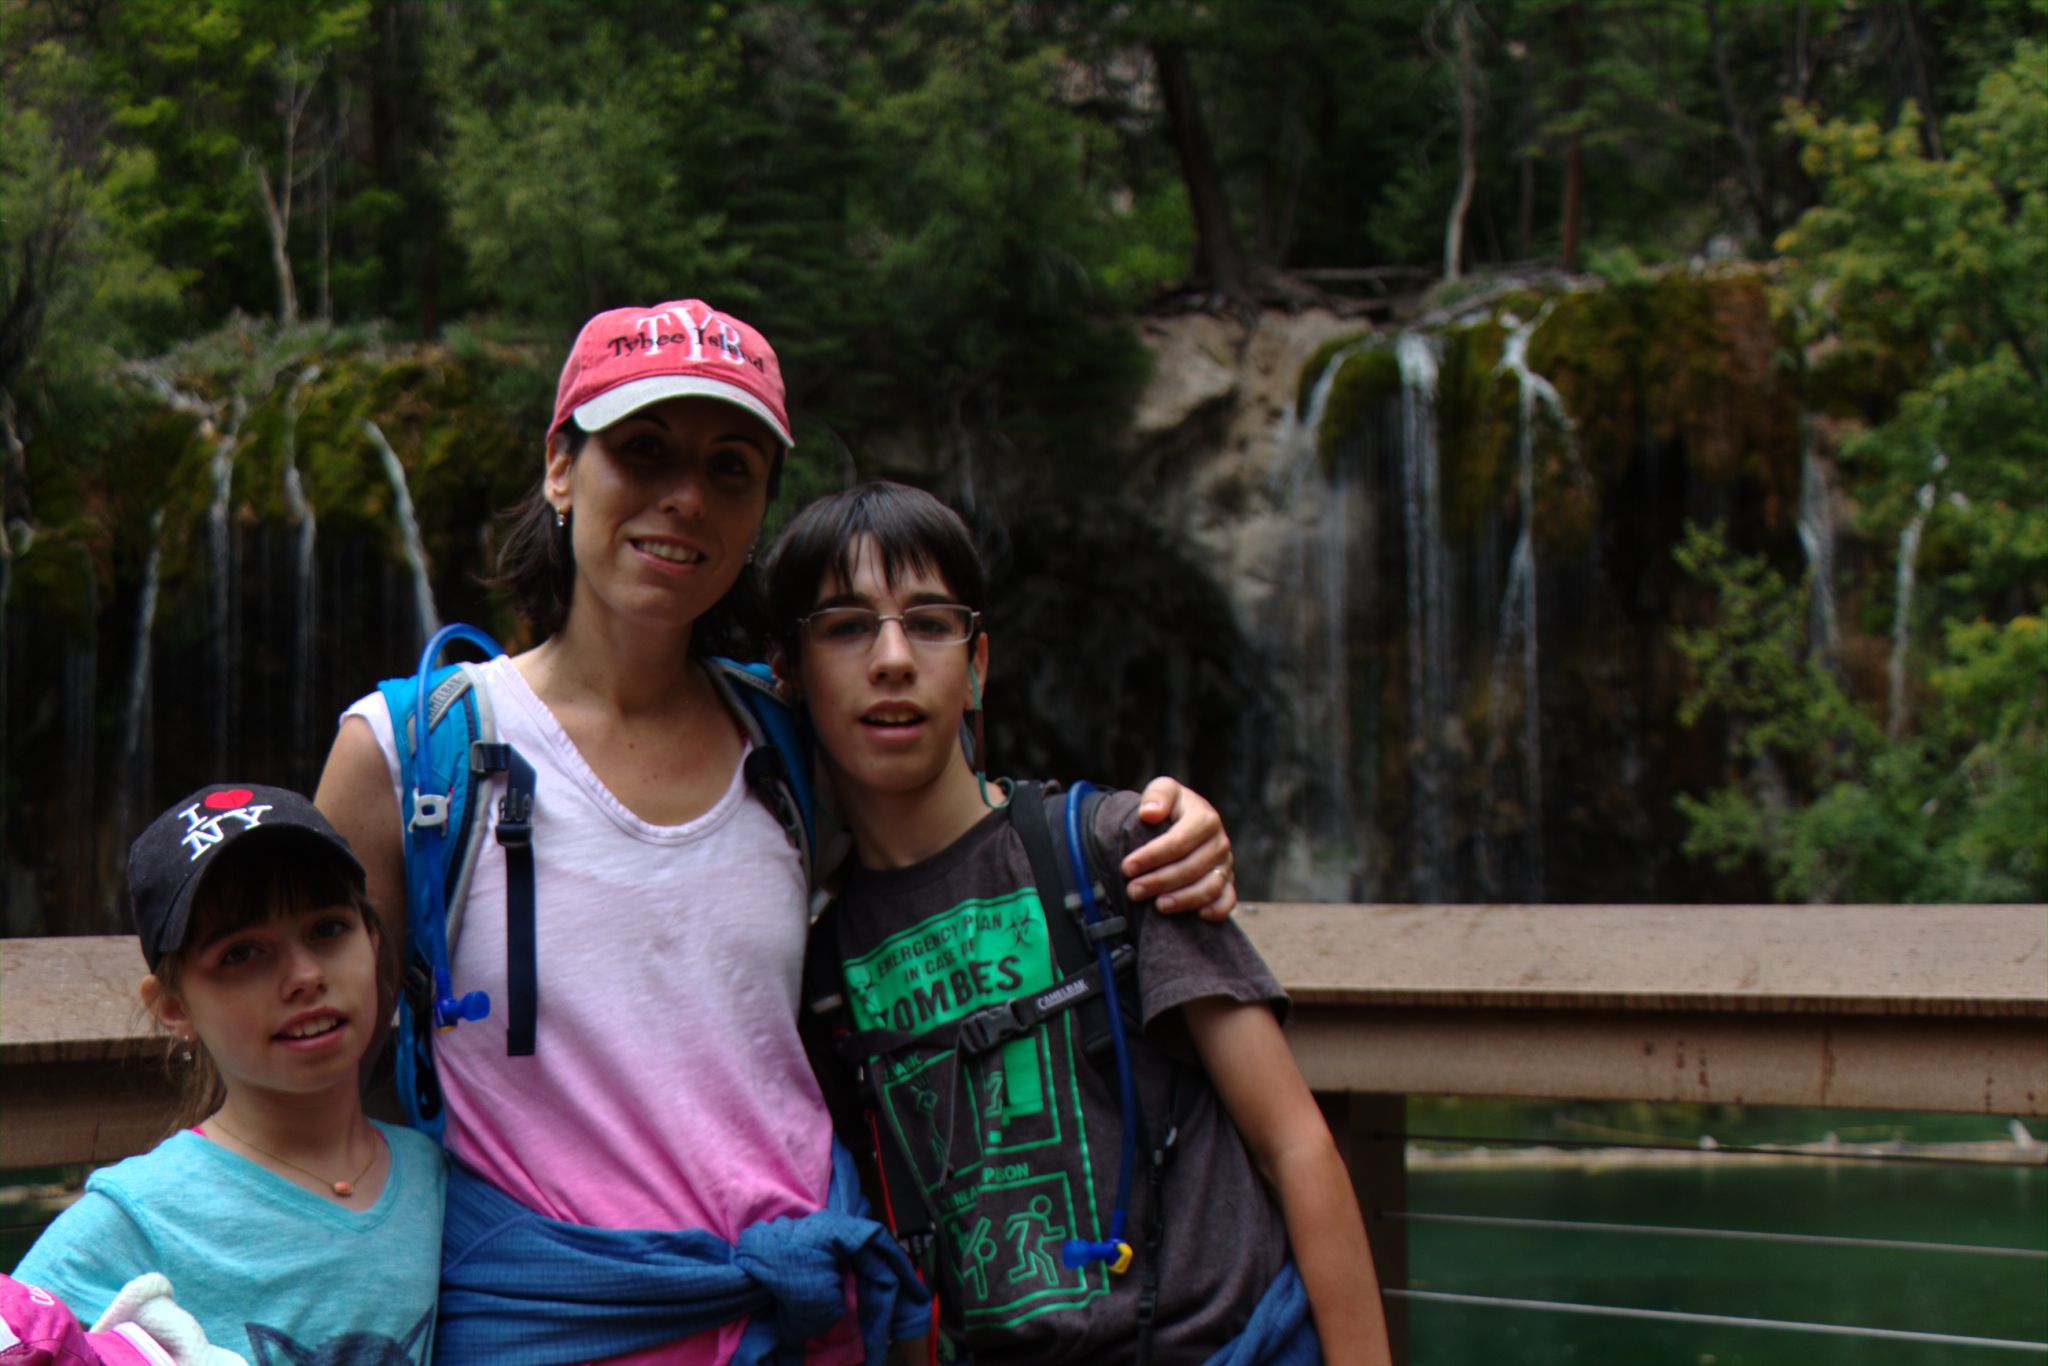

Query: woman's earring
[555,507,568,529]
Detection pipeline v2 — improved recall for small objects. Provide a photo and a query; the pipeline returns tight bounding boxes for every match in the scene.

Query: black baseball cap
[127,783,367,971]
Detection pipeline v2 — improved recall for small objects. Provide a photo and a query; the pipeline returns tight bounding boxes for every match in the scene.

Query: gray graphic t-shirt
[830,790,1292,1364]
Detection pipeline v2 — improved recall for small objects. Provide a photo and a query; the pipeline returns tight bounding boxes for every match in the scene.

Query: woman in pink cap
[313,299,1239,1364]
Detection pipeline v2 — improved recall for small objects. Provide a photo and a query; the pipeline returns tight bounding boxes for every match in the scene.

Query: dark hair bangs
[766,481,985,657]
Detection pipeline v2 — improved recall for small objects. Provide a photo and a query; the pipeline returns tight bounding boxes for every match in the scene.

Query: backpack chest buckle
[957,1000,1026,1055]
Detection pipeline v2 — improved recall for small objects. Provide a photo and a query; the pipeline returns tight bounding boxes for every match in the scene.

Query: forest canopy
[2,0,2042,909]
[9,0,2043,456]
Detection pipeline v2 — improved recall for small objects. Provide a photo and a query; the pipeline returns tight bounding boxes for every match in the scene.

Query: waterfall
[1320,442,1359,891]
[1396,331,1449,902]
[113,509,166,900]
[65,628,99,927]
[1486,312,1567,901]
[1889,450,1946,739]
[1269,339,1374,899]
[1797,423,1842,671]
[282,367,320,787]
[207,400,246,776]
[1294,342,1376,897]
[366,419,441,646]
[1283,342,1369,475]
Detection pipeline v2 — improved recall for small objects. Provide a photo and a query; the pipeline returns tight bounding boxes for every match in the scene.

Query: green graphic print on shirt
[842,889,1113,1331]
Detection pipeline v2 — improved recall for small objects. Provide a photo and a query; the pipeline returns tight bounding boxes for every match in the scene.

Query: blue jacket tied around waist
[1205,1260,1321,1365]
[436,1141,931,1364]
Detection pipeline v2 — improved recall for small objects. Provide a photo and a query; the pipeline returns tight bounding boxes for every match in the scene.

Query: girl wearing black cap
[11,783,445,1364]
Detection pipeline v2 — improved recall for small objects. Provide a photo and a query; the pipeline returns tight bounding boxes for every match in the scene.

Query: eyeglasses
[799,604,979,650]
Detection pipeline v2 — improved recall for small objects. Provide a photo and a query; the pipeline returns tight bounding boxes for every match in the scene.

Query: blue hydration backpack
[378,623,817,1139]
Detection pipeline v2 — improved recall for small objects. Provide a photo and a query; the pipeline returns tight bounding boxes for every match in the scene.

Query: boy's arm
[1182,997,1393,1366]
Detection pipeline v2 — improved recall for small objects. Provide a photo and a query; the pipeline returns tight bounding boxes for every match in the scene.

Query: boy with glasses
[766,481,1389,1364]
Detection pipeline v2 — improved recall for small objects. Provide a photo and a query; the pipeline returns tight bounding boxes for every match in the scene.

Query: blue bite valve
[1061,1239,1134,1275]
[431,968,491,1031]
[434,990,490,1031]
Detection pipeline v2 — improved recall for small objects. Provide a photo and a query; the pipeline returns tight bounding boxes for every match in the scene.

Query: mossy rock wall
[1274,267,1821,905]
[2,333,556,932]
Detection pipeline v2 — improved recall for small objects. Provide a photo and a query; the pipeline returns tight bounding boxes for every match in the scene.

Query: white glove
[90,1274,249,1366]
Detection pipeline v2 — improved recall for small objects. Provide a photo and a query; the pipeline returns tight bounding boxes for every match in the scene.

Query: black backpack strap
[802,903,941,1265]
[800,907,875,1160]
[837,941,1136,1061]
[1135,1068,1202,1365]
[471,740,538,1056]
[1009,782,1133,1067]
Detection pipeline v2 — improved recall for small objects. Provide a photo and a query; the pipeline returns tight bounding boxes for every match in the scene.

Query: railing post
[1320,1089,1409,1364]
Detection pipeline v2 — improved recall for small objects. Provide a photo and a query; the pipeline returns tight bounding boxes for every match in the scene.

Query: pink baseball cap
[547,299,793,448]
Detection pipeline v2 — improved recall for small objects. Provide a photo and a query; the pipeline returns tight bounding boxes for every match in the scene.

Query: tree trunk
[1899,0,1944,159]
[1442,1,1480,280]
[253,161,301,326]
[1558,1,1585,272]
[1151,39,1249,312]
[1707,0,1774,242]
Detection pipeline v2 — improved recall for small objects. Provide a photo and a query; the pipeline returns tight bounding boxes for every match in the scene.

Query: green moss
[1315,344,1401,470]
[9,529,100,639]
[1437,318,1517,535]
[1295,331,1374,418]
[1486,269,1806,545]
[1526,286,1642,485]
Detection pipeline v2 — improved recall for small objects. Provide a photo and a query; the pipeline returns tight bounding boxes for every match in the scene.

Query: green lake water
[1404,1102,2047,1365]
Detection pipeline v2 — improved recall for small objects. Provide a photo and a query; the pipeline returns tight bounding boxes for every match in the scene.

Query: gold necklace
[208,1119,379,1198]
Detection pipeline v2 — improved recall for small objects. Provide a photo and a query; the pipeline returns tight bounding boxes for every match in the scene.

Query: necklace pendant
[332,1180,354,1197]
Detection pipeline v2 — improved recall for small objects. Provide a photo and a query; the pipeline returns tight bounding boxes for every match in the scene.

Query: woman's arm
[1183,997,1392,1366]
[1122,778,1237,920]
[312,716,409,957]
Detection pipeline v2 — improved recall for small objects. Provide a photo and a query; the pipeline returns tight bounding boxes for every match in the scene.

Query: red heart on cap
[204,788,255,810]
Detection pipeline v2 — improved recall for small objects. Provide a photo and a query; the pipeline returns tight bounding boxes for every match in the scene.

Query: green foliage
[1673,524,2045,902]
[434,7,750,331]
[1777,42,2048,602]
[0,42,183,400]
[1669,41,2046,901]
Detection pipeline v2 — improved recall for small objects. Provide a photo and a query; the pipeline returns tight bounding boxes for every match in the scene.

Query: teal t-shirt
[14,1120,444,1364]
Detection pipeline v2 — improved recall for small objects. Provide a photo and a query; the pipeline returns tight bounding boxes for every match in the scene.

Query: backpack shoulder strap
[709,657,817,892]
[375,624,530,1136]
[1006,781,1135,1065]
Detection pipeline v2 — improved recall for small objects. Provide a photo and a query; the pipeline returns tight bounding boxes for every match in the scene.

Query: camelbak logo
[1033,979,1090,1014]
[178,790,275,861]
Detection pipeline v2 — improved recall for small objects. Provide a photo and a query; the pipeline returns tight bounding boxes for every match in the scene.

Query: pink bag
[1,1274,199,1366]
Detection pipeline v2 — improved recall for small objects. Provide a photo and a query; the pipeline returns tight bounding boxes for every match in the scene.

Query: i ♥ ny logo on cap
[126,783,364,970]
[548,299,793,449]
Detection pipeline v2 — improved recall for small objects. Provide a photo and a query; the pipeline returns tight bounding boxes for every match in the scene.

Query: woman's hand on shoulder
[313,718,408,949]
[1120,777,1237,920]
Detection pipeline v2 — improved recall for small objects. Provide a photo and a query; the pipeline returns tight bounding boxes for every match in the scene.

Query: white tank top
[346,655,856,1364]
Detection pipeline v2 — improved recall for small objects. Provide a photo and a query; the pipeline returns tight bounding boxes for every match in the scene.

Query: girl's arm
[9,1191,158,1334]
[1182,997,1392,1366]
[1122,778,1238,919]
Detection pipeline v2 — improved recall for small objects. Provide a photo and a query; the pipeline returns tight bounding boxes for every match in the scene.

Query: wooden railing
[6,904,2045,1357]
